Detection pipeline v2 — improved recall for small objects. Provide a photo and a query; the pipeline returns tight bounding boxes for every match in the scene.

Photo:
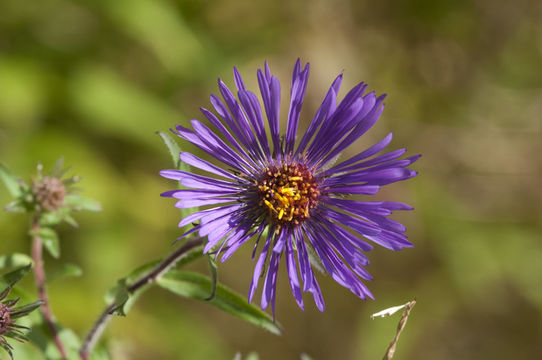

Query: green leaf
[157,131,182,170]
[90,346,112,360]
[0,163,23,198]
[0,253,33,270]
[9,300,43,319]
[103,257,162,317]
[0,342,13,359]
[157,271,282,335]
[39,207,74,227]
[4,199,26,213]
[64,194,102,212]
[48,263,83,283]
[0,264,32,289]
[35,227,60,259]
[205,255,218,301]
[106,279,130,316]
[27,318,82,360]
[50,158,66,178]
[157,131,199,224]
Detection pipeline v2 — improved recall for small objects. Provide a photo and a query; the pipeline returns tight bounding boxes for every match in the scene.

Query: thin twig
[382,299,416,360]
[31,215,67,360]
[79,236,205,360]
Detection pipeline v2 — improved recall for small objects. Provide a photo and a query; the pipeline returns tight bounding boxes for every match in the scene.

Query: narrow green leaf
[0,163,23,198]
[157,271,282,335]
[0,264,32,289]
[9,300,43,319]
[0,342,13,359]
[0,253,33,270]
[39,207,70,227]
[63,214,79,227]
[64,194,102,212]
[50,158,66,178]
[157,131,198,223]
[107,279,130,316]
[48,264,83,283]
[103,258,162,317]
[157,131,182,170]
[205,255,218,301]
[35,227,60,259]
[4,200,26,213]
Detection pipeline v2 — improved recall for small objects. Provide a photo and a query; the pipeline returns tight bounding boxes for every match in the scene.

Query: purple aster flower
[161,59,419,314]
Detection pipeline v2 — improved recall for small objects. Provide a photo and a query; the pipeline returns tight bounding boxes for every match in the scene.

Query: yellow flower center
[256,163,319,229]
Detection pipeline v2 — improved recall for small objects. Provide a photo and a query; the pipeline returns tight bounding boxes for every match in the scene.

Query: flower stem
[31,215,67,360]
[382,299,416,360]
[79,236,205,360]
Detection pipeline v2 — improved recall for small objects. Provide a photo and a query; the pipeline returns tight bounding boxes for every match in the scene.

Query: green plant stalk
[78,236,205,360]
[31,215,67,360]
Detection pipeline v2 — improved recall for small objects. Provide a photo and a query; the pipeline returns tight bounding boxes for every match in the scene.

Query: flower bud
[32,176,67,212]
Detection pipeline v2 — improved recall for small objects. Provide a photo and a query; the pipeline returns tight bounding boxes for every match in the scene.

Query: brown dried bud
[32,176,67,212]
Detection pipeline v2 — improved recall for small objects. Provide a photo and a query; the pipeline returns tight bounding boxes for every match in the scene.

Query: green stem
[79,236,204,360]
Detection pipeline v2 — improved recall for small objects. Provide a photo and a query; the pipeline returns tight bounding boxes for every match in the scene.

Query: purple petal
[248,231,274,303]
[178,205,241,228]
[326,133,393,174]
[257,64,281,156]
[233,66,246,90]
[326,184,381,195]
[285,60,310,154]
[261,247,280,314]
[285,231,304,310]
[217,79,264,162]
[316,95,386,168]
[295,73,341,156]
[294,227,313,292]
[168,189,239,199]
[200,106,256,167]
[308,273,325,311]
[180,152,245,181]
[322,207,381,236]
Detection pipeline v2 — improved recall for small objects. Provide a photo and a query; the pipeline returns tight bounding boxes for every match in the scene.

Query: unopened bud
[32,176,67,212]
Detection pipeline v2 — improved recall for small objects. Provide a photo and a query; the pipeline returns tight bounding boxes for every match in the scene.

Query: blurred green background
[1,0,541,359]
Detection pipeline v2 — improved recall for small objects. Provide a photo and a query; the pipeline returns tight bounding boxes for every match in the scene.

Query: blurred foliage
[1,0,541,359]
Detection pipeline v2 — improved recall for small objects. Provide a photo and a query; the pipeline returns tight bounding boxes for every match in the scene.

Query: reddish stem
[31,215,67,360]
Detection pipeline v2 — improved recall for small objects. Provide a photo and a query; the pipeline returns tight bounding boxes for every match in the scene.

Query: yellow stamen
[264,200,275,212]
[289,176,303,181]
[275,193,289,207]
[278,209,284,220]
[280,187,296,196]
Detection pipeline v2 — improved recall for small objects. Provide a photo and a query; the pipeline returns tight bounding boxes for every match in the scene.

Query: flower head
[161,60,419,314]
[0,286,43,359]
